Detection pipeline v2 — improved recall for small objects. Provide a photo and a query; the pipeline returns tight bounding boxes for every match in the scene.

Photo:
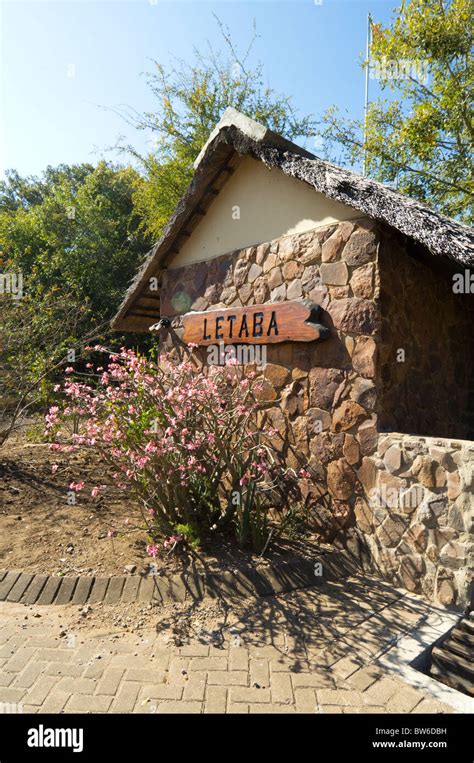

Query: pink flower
[69,481,85,491]
[45,406,59,424]
[51,464,59,474]
[164,534,183,549]
[42,345,283,549]
[146,544,160,557]
[65,367,74,374]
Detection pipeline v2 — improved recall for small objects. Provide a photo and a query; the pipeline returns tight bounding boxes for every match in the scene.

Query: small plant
[46,345,295,554]
[236,490,269,556]
[174,523,200,550]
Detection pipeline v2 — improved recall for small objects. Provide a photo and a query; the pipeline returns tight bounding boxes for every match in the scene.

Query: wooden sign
[182,300,328,346]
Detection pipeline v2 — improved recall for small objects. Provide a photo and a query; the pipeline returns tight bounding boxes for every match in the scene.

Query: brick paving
[0,556,326,606]
[0,575,463,714]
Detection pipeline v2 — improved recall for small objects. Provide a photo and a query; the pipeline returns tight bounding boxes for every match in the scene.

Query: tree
[0,161,151,319]
[319,0,473,222]
[0,162,152,442]
[115,17,317,239]
[0,292,91,445]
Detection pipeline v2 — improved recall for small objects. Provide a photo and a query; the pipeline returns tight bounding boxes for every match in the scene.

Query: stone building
[113,109,474,610]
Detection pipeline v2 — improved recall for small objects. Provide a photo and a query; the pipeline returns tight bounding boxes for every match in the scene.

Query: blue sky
[1,0,397,179]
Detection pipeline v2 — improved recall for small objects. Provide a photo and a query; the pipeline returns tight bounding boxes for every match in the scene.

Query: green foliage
[0,162,152,438]
[277,501,308,541]
[0,291,91,444]
[0,161,151,319]
[234,485,270,556]
[319,0,473,222]
[174,523,201,550]
[120,17,317,239]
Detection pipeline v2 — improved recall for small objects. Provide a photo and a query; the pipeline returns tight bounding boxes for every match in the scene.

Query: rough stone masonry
[157,215,474,610]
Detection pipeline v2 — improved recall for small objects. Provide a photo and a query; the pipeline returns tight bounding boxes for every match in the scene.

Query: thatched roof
[112,108,473,332]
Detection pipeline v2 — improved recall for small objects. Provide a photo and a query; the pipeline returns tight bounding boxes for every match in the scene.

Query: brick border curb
[0,549,359,607]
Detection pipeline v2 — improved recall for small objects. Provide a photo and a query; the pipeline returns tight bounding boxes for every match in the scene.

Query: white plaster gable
[168,156,359,269]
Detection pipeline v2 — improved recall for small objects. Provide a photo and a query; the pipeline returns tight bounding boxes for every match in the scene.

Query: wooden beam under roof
[112,145,241,332]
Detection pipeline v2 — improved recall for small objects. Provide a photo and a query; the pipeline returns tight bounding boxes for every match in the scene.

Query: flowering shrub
[46,346,295,554]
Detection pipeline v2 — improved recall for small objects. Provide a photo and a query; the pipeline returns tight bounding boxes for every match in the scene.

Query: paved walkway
[0,575,466,714]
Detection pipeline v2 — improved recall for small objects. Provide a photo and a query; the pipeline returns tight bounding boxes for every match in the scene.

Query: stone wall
[160,218,473,608]
[162,217,381,543]
[378,229,474,440]
[359,433,473,609]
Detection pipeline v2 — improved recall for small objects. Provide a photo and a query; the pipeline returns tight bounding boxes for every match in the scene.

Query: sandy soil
[0,429,319,578]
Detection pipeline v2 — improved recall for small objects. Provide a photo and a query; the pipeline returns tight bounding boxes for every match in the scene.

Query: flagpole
[363,12,372,176]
